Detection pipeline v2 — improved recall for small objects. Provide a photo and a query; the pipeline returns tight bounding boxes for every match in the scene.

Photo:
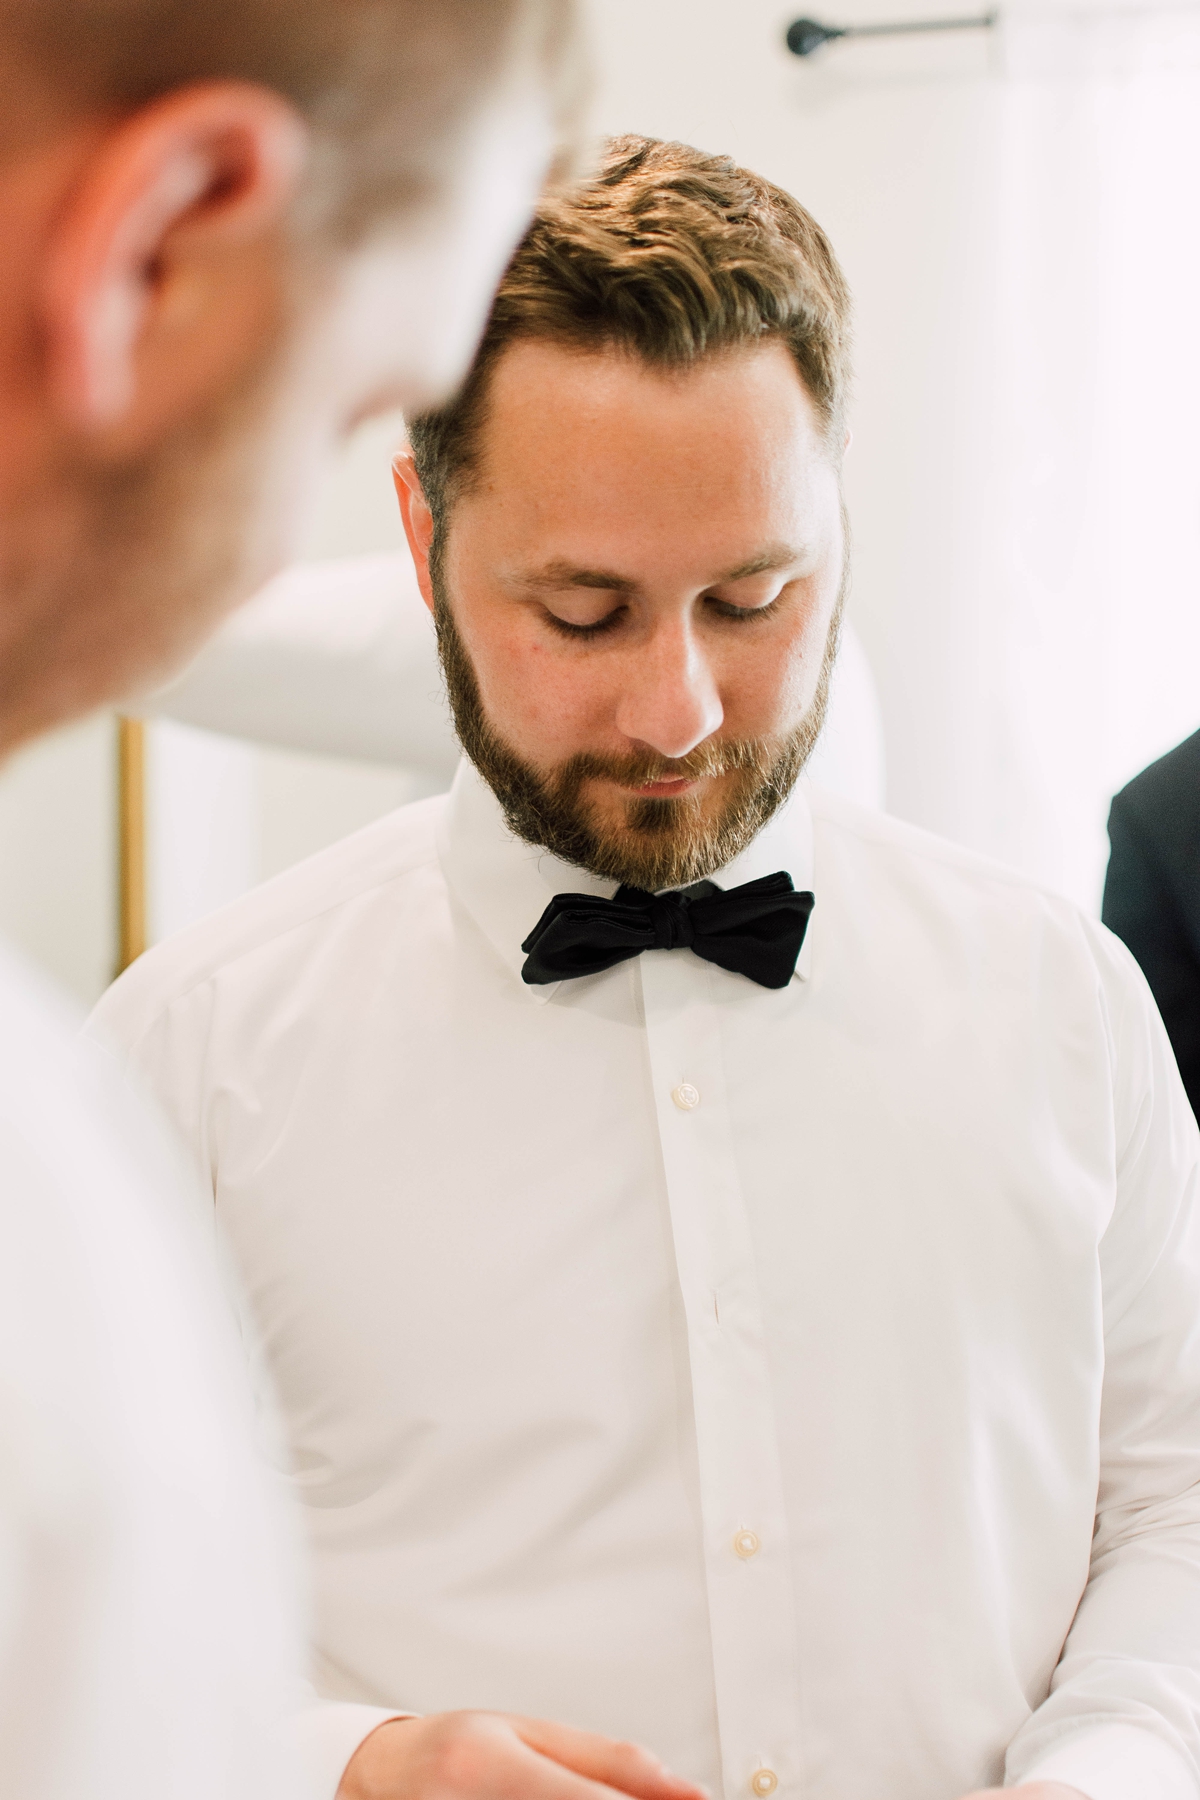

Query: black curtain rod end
[787,12,998,55]
[786,16,845,55]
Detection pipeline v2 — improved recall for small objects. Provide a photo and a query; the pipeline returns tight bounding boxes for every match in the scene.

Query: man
[91,138,1200,1800]
[0,4,597,1796]
[1103,728,1200,1120]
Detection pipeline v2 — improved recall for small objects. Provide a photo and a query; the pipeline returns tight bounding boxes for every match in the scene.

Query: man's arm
[1001,921,1200,1800]
[141,553,460,777]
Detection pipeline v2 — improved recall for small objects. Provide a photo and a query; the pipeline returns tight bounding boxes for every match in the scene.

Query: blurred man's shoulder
[0,938,90,1163]
[0,935,206,1294]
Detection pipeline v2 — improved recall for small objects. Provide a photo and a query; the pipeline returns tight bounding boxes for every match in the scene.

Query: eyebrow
[717,543,807,583]
[509,543,807,596]
[511,561,638,595]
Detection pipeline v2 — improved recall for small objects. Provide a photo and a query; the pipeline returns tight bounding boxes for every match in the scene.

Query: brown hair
[0,0,583,242]
[409,133,853,542]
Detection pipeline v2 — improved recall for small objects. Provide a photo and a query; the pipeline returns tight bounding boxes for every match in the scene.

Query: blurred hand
[959,1785,1089,1799]
[337,1712,712,1800]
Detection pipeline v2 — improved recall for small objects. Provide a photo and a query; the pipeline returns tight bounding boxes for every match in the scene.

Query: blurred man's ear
[393,452,437,614]
[42,81,308,443]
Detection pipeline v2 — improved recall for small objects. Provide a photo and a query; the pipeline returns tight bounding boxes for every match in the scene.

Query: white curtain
[719,0,1200,908]
[972,0,1200,903]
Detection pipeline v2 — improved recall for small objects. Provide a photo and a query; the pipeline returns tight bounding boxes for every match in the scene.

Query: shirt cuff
[1013,1721,1199,1800]
[291,1700,417,1800]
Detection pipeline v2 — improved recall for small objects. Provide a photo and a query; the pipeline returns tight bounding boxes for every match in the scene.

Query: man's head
[0,0,582,752]
[396,135,852,891]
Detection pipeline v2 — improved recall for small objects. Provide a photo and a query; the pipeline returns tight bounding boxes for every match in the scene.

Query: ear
[42,80,308,435]
[392,451,437,614]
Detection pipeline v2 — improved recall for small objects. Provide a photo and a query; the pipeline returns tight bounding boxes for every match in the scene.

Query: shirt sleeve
[291,1698,416,1800]
[1003,920,1200,1799]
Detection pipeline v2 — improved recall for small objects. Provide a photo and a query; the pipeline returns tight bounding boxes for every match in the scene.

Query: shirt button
[733,1528,760,1559]
[672,1082,701,1111]
[751,1771,778,1797]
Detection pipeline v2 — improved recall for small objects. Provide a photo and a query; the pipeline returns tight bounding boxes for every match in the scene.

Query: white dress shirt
[0,938,300,1800]
[89,762,1200,1800]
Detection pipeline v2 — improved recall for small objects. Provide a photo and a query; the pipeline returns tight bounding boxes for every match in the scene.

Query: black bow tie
[521,871,814,990]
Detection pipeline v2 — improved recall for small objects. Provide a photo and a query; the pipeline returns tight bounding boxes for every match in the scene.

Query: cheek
[770,554,844,723]
[468,621,615,753]
[724,617,829,738]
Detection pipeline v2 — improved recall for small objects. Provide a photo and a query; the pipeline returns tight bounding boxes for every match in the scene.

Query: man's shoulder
[808,783,1075,914]
[805,783,1138,990]
[93,792,446,1036]
[1110,725,1200,837]
[0,938,201,1262]
[0,939,88,1145]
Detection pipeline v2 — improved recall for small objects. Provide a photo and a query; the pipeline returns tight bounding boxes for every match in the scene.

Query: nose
[613,618,724,759]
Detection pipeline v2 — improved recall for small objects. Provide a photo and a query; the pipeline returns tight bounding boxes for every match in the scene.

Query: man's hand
[337,1712,712,1800]
[960,1786,1090,1799]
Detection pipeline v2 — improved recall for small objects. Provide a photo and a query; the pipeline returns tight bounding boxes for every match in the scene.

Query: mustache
[551,737,778,792]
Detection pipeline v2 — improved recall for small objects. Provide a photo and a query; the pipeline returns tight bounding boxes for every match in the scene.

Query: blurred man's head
[0,0,583,752]
[396,136,852,891]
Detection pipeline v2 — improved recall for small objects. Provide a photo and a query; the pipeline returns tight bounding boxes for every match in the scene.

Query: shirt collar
[436,758,816,1004]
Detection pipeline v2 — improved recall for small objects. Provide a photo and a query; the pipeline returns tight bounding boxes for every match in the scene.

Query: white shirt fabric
[0,938,302,1800]
[139,554,887,810]
[88,761,1200,1800]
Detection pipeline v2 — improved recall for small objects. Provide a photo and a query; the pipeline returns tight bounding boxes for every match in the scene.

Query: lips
[629,777,697,797]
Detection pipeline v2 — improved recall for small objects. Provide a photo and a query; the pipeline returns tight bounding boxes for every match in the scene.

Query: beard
[433,561,846,892]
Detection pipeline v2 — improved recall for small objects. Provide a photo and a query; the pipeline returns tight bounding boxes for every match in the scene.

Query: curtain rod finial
[786,16,844,55]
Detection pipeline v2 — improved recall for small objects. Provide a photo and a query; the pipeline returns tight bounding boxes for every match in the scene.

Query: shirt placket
[638,950,805,1800]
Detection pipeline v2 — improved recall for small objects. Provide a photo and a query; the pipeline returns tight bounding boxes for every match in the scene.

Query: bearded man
[0,4,591,1798]
[91,138,1200,1800]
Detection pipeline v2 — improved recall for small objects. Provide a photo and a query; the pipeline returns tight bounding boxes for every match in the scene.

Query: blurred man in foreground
[0,4,612,1797]
[93,137,1200,1800]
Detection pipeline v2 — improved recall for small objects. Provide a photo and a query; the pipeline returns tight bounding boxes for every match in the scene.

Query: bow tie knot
[521,871,814,990]
[645,890,698,953]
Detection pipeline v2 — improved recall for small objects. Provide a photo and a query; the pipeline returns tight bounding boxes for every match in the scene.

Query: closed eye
[705,593,785,622]
[543,605,627,639]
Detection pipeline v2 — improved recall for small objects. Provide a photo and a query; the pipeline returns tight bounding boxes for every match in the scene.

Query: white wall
[3,0,1198,1004]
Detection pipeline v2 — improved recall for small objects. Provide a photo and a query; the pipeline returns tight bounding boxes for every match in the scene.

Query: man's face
[429,336,846,888]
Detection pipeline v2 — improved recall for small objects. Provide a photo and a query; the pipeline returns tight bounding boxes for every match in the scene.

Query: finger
[501,1736,698,1800]
[511,1716,710,1800]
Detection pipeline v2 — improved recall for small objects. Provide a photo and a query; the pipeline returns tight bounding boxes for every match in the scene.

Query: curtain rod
[786,12,997,55]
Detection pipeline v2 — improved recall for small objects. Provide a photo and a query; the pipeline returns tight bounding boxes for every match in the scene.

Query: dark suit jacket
[1103,726,1200,1120]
